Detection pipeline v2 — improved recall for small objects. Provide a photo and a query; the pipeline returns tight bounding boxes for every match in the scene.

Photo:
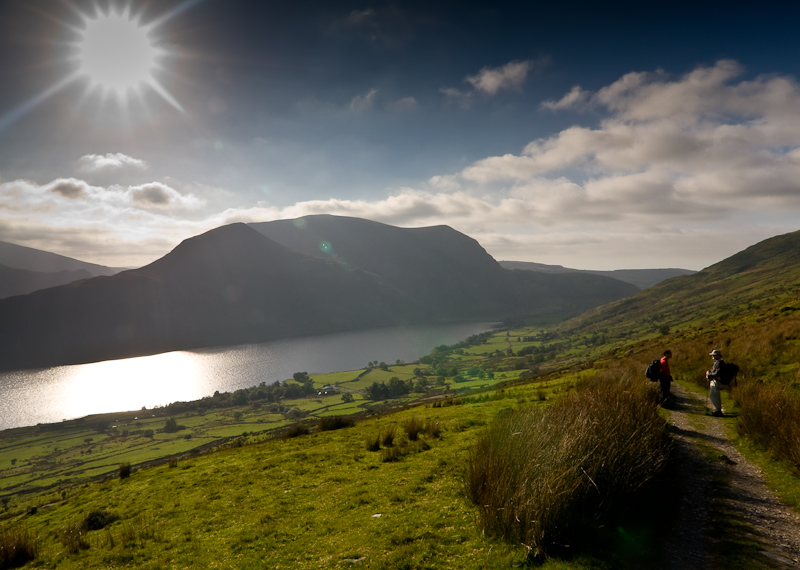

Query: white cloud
[78,152,148,172]
[540,85,590,111]
[387,96,418,112]
[442,59,542,106]
[0,178,207,266]
[349,88,379,112]
[466,60,533,95]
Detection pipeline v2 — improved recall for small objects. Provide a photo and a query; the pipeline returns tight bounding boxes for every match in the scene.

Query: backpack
[717,362,739,386]
[645,360,661,381]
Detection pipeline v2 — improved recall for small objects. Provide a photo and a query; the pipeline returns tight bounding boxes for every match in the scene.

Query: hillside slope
[558,228,800,338]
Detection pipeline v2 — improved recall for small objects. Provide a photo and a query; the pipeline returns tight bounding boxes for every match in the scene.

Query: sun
[74,7,182,110]
[79,11,159,93]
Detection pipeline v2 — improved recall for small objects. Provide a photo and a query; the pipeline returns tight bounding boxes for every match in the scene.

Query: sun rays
[0,2,194,133]
[74,5,184,112]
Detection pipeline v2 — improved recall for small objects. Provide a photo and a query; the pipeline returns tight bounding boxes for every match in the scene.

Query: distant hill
[0,264,92,299]
[0,240,120,276]
[0,240,122,297]
[0,218,637,371]
[499,260,695,290]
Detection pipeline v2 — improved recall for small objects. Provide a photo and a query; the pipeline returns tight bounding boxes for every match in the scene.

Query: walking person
[659,350,673,405]
[706,349,725,416]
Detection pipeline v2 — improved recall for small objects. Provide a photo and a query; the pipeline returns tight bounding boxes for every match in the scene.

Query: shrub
[119,463,131,480]
[83,509,119,531]
[282,425,310,439]
[317,416,355,432]
[465,373,672,559]
[0,526,37,568]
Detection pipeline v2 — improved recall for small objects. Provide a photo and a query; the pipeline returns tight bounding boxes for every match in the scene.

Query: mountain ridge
[498,260,695,290]
[0,217,637,372]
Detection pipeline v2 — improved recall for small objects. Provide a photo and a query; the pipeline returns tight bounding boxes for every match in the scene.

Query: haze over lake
[0,322,495,431]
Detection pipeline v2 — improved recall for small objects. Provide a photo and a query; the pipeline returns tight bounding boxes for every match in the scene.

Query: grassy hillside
[2,228,800,568]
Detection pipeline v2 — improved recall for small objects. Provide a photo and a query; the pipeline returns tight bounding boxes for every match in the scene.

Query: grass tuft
[465,371,672,559]
[0,526,37,568]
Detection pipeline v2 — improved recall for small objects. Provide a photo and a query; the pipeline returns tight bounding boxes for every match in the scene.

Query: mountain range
[0,216,637,372]
[0,240,120,298]
[498,261,696,290]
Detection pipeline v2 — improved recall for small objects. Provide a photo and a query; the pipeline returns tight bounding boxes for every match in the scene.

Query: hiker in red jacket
[659,350,673,403]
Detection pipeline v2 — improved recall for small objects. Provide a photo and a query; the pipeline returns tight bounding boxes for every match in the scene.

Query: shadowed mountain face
[0,264,92,299]
[0,218,638,371]
[249,216,516,319]
[249,215,639,320]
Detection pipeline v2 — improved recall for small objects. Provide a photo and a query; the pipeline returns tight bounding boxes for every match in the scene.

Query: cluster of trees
[365,377,413,400]
[161,373,318,415]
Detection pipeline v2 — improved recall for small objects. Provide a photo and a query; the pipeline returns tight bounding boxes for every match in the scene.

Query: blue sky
[2,0,800,270]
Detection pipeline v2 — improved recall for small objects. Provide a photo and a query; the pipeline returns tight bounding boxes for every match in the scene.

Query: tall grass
[465,371,672,559]
[0,526,37,568]
[735,381,800,472]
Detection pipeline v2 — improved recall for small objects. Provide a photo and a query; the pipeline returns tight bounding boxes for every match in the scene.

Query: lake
[0,322,496,431]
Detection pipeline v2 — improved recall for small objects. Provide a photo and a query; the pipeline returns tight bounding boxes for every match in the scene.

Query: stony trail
[661,383,800,569]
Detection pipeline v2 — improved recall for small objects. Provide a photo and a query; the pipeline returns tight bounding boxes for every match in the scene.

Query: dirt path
[661,383,800,569]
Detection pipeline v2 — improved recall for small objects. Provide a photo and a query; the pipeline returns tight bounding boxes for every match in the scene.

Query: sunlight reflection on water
[0,322,495,430]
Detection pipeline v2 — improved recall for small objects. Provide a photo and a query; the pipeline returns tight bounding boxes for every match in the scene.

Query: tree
[293,371,311,383]
[341,392,354,403]
[164,418,179,433]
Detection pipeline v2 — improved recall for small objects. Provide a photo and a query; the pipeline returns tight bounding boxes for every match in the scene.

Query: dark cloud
[50,180,86,199]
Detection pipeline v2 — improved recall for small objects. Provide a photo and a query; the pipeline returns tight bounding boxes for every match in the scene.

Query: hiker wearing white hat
[706,349,724,416]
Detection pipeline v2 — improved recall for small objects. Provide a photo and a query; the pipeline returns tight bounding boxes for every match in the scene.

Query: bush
[164,418,180,433]
[83,509,119,531]
[317,416,355,432]
[0,526,37,568]
[465,373,672,559]
[282,425,310,439]
[119,463,131,480]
